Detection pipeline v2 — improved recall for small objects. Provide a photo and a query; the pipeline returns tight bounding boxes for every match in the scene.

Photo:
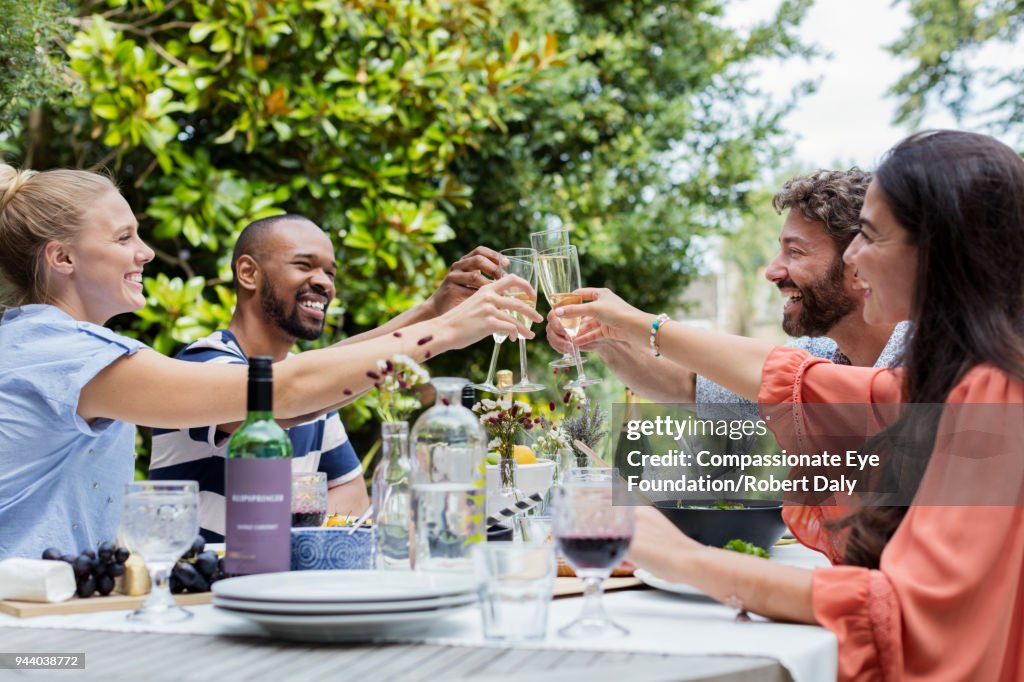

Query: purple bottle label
[225,458,292,575]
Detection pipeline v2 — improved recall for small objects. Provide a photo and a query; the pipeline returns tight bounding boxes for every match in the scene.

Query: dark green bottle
[224,357,293,575]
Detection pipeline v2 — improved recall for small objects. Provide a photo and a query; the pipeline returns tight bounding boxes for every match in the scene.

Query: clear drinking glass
[474,543,556,641]
[530,229,581,369]
[121,480,199,623]
[553,469,634,637]
[291,471,328,527]
[500,248,545,393]
[470,251,514,393]
[536,245,602,389]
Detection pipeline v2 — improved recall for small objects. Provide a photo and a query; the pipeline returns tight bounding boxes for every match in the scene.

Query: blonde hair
[0,164,118,306]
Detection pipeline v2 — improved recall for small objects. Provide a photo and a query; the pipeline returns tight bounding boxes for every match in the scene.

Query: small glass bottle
[372,421,413,570]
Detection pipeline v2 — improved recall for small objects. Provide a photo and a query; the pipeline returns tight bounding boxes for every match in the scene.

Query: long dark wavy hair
[838,130,1024,568]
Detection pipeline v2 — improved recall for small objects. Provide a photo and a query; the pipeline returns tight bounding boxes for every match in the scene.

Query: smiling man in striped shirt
[150,214,504,541]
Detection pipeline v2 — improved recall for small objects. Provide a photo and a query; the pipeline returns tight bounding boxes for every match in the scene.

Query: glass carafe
[409,378,487,571]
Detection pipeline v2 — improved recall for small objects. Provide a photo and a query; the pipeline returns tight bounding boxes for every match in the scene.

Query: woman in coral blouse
[557,130,1024,681]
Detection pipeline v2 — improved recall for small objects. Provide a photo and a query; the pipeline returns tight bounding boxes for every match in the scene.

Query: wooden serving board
[553,576,643,598]
[0,592,211,619]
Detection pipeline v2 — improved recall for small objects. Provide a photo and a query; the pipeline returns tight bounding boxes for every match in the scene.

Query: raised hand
[439,274,542,349]
[548,310,628,353]
[425,246,506,316]
[554,287,650,348]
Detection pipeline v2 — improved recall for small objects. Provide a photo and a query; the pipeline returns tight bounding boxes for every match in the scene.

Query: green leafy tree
[888,0,1024,144]
[3,0,814,470]
[0,0,71,124]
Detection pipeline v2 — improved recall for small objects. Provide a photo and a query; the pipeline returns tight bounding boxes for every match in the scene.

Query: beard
[260,278,325,341]
[780,257,858,337]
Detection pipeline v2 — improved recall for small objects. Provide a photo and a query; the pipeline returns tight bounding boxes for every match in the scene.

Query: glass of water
[474,543,556,641]
[412,480,481,573]
[121,480,199,623]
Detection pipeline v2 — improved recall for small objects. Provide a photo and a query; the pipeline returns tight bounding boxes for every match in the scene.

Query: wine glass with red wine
[553,469,634,637]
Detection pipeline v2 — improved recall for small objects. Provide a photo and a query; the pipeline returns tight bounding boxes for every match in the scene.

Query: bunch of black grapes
[41,542,130,598]
[170,535,227,593]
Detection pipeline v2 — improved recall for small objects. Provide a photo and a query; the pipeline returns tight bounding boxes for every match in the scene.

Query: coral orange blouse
[759,347,1024,681]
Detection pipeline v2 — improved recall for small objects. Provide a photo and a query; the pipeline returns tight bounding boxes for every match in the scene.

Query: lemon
[513,445,537,465]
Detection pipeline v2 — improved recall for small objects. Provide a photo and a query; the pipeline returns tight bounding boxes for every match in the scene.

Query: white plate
[635,544,831,599]
[212,570,474,604]
[218,602,473,642]
[634,569,710,599]
[212,591,476,615]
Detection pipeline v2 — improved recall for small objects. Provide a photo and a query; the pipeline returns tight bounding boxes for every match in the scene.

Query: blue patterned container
[290,527,374,570]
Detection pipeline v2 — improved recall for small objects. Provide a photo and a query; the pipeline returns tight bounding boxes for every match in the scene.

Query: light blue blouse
[0,305,143,559]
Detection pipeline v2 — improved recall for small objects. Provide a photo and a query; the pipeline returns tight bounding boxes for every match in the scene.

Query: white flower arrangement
[366,354,430,423]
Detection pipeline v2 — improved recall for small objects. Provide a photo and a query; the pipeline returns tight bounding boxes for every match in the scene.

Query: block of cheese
[114,554,150,596]
[0,558,76,602]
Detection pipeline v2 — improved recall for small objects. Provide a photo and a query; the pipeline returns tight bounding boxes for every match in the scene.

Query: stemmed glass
[121,480,199,623]
[530,229,581,369]
[535,245,602,389]
[553,469,634,637]
[501,248,545,393]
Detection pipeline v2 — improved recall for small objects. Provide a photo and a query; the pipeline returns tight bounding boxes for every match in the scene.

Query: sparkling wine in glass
[530,229,582,369]
[121,480,199,623]
[536,245,602,389]
[500,248,545,393]
[553,469,634,637]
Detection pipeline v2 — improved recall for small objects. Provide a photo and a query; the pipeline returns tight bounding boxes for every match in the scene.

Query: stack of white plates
[212,570,476,642]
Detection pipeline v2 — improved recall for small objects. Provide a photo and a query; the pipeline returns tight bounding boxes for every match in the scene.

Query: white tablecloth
[0,545,836,682]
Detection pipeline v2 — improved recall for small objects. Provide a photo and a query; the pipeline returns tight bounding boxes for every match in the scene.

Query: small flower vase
[493,441,529,540]
[557,446,578,482]
[372,421,412,570]
[498,441,519,495]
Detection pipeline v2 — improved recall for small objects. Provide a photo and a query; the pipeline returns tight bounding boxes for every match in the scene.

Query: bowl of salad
[654,499,786,551]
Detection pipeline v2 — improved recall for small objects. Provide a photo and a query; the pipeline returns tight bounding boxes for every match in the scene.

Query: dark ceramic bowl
[654,500,785,551]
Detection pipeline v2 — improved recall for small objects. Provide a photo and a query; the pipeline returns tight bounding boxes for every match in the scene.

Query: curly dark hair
[771,169,872,248]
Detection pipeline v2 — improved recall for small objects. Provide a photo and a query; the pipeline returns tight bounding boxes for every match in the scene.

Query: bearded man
[151,215,506,541]
[547,169,908,412]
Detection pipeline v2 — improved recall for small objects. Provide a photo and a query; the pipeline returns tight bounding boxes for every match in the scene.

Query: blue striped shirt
[149,330,361,541]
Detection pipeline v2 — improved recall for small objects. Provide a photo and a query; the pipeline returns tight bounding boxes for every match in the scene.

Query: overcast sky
[725,0,963,169]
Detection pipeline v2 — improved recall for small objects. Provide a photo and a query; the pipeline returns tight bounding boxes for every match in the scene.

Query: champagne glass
[121,480,199,623]
[553,469,634,637]
[536,245,602,389]
[501,248,545,393]
[471,271,512,394]
[530,229,582,369]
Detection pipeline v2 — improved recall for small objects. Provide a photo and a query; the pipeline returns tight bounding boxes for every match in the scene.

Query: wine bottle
[461,384,476,410]
[613,389,650,483]
[225,357,293,575]
[495,370,514,393]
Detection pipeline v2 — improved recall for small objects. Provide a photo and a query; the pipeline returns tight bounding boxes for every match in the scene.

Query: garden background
[2,0,1021,475]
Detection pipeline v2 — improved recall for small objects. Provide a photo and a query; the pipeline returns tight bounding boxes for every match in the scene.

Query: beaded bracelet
[649,313,671,357]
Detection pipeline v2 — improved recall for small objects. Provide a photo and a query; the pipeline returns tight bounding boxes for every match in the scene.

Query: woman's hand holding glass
[554,287,650,349]
[440,275,542,352]
[536,246,602,389]
[500,248,546,393]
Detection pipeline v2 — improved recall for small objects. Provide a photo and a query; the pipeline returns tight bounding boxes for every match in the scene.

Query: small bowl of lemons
[484,445,557,510]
